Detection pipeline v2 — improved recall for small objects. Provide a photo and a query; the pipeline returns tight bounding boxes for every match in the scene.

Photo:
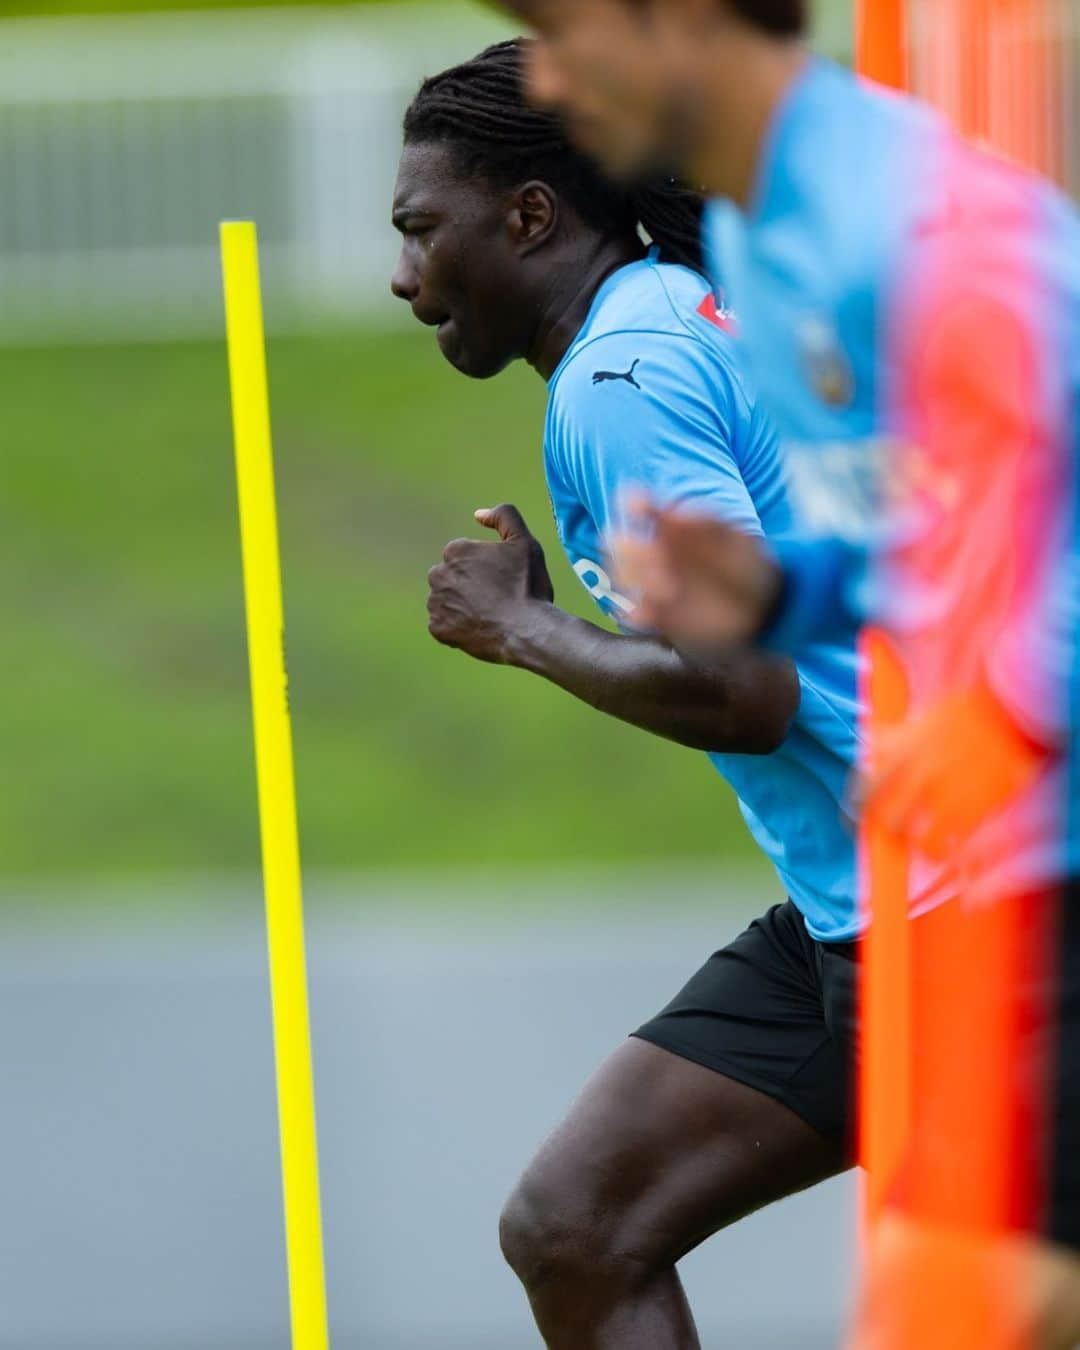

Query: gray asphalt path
[0,871,857,1348]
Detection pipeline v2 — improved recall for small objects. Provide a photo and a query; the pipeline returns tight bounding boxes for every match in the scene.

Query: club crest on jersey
[798,316,855,408]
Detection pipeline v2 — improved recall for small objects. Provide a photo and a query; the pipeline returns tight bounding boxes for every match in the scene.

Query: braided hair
[403,39,706,274]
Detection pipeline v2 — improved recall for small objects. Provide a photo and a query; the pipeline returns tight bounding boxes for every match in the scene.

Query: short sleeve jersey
[702,58,1080,897]
[544,254,863,940]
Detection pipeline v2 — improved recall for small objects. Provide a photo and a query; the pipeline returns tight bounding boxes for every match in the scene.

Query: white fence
[0,4,512,343]
[0,2,1075,346]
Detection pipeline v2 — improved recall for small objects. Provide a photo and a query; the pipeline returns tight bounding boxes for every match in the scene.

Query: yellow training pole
[220,220,330,1350]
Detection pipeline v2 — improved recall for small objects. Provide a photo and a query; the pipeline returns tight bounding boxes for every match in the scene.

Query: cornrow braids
[631,181,707,278]
[403,38,706,274]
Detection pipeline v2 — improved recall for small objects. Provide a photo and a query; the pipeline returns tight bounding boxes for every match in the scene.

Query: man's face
[391,141,527,380]
[501,0,705,182]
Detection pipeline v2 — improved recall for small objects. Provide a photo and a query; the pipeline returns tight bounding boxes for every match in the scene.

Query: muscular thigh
[517,1038,846,1267]
[516,903,856,1266]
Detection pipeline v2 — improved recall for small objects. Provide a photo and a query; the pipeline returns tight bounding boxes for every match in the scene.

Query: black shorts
[1049,883,1080,1248]
[634,887,1080,1251]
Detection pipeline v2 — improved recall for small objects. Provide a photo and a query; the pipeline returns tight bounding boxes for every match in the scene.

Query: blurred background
[5,0,1071,1345]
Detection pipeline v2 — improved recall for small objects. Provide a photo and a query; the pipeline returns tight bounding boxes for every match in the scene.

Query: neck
[686,38,809,210]
[526,236,643,381]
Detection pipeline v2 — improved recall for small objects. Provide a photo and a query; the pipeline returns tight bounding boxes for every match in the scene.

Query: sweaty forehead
[393,140,491,216]
[394,141,457,210]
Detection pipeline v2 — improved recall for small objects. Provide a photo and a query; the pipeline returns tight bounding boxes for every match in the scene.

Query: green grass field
[2,325,762,882]
[2,0,853,57]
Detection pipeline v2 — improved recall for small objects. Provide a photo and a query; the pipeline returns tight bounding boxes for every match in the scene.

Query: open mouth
[411,305,459,358]
[412,305,450,331]
[435,318,458,354]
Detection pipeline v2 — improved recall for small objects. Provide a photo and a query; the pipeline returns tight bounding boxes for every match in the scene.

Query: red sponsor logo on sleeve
[697,292,738,335]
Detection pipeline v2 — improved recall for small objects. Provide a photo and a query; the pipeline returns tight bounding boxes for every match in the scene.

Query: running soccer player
[494,0,1080,1344]
[391,38,896,1350]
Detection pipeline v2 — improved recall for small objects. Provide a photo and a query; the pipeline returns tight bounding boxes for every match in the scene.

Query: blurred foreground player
[390,38,909,1349]
[496,0,1080,1343]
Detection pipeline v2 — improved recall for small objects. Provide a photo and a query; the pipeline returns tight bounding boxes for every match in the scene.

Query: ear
[507,180,559,255]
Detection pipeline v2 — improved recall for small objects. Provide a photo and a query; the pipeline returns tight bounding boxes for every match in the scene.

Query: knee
[498,1165,654,1295]
[499,1170,571,1290]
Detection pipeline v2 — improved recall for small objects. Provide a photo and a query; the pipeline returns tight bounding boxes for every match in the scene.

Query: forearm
[505,602,800,755]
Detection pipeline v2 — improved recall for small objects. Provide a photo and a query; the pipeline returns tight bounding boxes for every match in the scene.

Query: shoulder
[550,265,746,422]
[570,258,740,358]
[776,66,942,262]
[895,154,1080,415]
[812,59,940,154]
[548,326,741,458]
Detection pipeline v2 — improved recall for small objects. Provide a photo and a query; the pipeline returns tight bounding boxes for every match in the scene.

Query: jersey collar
[546,251,659,388]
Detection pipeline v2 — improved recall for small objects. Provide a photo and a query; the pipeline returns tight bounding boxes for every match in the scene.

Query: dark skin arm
[426,504,800,756]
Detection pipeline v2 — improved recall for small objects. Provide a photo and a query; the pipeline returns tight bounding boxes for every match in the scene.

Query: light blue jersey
[544,253,863,940]
[703,58,1080,893]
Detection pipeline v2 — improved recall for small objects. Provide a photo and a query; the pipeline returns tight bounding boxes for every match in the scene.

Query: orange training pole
[856,0,909,91]
[914,0,1065,182]
[854,0,914,1235]
[858,631,913,1224]
[852,4,1068,1346]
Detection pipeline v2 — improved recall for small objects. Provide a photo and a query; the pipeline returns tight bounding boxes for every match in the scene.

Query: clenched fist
[427,503,555,665]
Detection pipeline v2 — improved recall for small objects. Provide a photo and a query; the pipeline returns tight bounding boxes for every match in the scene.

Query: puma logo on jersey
[593,359,641,390]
